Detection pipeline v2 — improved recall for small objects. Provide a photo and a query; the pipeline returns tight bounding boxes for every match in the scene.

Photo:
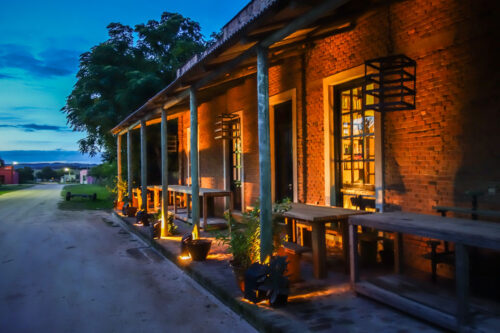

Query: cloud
[0,123,69,132]
[0,73,16,79]
[0,44,81,78]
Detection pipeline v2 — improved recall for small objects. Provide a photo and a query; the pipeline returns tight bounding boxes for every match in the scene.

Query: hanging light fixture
[364,54,416,111]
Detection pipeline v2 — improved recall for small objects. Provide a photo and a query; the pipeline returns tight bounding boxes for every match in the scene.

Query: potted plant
[187,239,213,261]
[215,199,290,291]
[111,177,128,211]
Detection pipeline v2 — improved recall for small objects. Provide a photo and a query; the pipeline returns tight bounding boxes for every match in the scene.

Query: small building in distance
[0,165,19,185]
[80,169,95,184]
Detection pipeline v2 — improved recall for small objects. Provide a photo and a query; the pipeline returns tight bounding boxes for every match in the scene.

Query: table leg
[341,219,350,274]
[203,194,208,230]
[349,223,359,288]
[173,191,177,214]
[394,232,403,274]
[455,243,469,329]
[311,223,327,279]
[187,194,191,220]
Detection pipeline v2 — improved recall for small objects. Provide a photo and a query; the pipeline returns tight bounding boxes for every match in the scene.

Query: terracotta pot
[116,201,124,210]
[187,239,212,261]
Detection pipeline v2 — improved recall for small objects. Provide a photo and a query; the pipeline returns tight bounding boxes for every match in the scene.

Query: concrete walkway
[0,184,255,333]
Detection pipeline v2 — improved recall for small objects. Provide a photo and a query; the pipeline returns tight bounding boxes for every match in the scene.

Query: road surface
[0,184,255,333]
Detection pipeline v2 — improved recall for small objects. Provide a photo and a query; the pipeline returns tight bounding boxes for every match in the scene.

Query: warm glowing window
[335,79,376,209]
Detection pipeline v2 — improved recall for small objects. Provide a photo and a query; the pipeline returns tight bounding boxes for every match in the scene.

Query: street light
[64,168,70,183]
[12,161,18,183]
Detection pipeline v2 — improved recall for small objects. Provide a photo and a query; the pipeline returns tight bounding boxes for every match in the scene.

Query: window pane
[353,112,363,135]
[365,110,374,134]
[365,136,375,159]
[342,139,352,159]
[342,114,351,136]
[353,138,363,160]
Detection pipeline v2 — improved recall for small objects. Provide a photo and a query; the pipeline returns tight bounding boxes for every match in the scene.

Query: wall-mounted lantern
[214,113,238,140]
[364,54,416,111]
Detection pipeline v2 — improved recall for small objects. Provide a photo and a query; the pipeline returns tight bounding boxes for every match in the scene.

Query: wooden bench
[282,241,311,282]
[425,206,500,281]
[349,212,500,331]
[433,205,500,220]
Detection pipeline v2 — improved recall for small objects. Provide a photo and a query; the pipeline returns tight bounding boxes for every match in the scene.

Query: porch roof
[111,0,368,135]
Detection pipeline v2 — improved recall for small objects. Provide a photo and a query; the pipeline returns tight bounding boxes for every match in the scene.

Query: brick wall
[176,0,499,275]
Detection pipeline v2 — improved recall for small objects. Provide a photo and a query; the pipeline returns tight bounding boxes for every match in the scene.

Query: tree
[38,167,58,181]
[62,12,206,160]
[18,167,35,183]
[0,157,4,168]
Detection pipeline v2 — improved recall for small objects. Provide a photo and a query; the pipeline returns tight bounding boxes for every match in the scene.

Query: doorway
[273,100,294,202]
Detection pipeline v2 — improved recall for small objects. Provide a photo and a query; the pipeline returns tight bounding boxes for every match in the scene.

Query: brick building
[112,0,499,276]
[0,166,19,185]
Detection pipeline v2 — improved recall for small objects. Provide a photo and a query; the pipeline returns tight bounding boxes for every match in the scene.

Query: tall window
[229,118,242,211]
[335,79,375,209]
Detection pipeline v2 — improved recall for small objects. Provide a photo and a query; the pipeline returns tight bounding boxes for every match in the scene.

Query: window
[335,79,376,210]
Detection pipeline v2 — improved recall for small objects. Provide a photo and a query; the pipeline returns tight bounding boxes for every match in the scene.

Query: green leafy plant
[215,198,291,271]
[154,210,177,236]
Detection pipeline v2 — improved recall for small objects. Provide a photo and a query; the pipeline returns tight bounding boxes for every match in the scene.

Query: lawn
[0,184,34,196]
[59,184,114,210]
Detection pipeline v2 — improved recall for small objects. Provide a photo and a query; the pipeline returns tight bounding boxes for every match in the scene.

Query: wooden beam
[127,131,133,201]
[190,88,200,239]
[140,119,147,211]
[257,46,272,263]
[349,223,359,288]
[161,109,169,238]
[117,134,123,202]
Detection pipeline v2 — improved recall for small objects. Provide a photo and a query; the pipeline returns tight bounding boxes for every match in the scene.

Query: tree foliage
[17,167,35,183]
[62,13,206,160]
[38,167,58,181]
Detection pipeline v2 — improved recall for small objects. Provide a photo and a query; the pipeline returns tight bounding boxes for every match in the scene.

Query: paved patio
[112,211,445,332]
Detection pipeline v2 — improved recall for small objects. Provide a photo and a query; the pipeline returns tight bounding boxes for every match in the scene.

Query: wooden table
[168,185,233,229]
[283,203,369,279]
[348,212,500,331]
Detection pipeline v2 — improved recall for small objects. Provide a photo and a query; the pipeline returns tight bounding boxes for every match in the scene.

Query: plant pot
[115,201,124,210]
[187,239,212,261]
[230,260,246,292]
[126,206,137,217]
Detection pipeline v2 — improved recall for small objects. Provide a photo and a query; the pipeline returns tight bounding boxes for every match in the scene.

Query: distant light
[13,161,18,165]
[64,168,69,172]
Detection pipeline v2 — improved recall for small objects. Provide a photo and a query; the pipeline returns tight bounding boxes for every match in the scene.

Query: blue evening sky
[0,0,248,163]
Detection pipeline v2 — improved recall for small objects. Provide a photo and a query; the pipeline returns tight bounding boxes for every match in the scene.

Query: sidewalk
[112,211,440,332]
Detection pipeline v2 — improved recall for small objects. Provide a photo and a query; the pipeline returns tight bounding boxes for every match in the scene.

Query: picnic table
[348,212,500,331]
[168,185,233,229]
[283,203,369,279]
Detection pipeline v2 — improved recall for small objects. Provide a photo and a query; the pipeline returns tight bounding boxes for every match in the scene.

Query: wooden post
[257,46,272,263]
[312,223,327,278]
[140,119,147,212]
[349,223,359,288]
[117,134,123,202]
[190,88,200,239]
[455,243,469,329]
[127,131,133,203]
[161,109,169,238]
[394,232,404,274]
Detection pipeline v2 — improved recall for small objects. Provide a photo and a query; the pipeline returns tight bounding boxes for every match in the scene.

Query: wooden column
[190,88,200,239]
[161,109,169,238]
[349,223,359,288]
[257,46,272,263]
[127,131,133,201]
[140,119,147,212]
[117,134,123,202]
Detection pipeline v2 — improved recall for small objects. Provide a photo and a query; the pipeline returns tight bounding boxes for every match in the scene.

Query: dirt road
[0,184,255,333]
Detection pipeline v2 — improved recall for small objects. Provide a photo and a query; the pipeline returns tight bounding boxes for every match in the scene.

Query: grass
[0,184,34,196]
[59,184,114,211]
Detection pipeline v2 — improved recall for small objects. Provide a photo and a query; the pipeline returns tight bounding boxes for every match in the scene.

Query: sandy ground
[0,184,255,333]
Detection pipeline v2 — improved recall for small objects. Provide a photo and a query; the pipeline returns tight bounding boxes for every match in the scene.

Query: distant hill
[14,162,98,170]
[0,150,102,165]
